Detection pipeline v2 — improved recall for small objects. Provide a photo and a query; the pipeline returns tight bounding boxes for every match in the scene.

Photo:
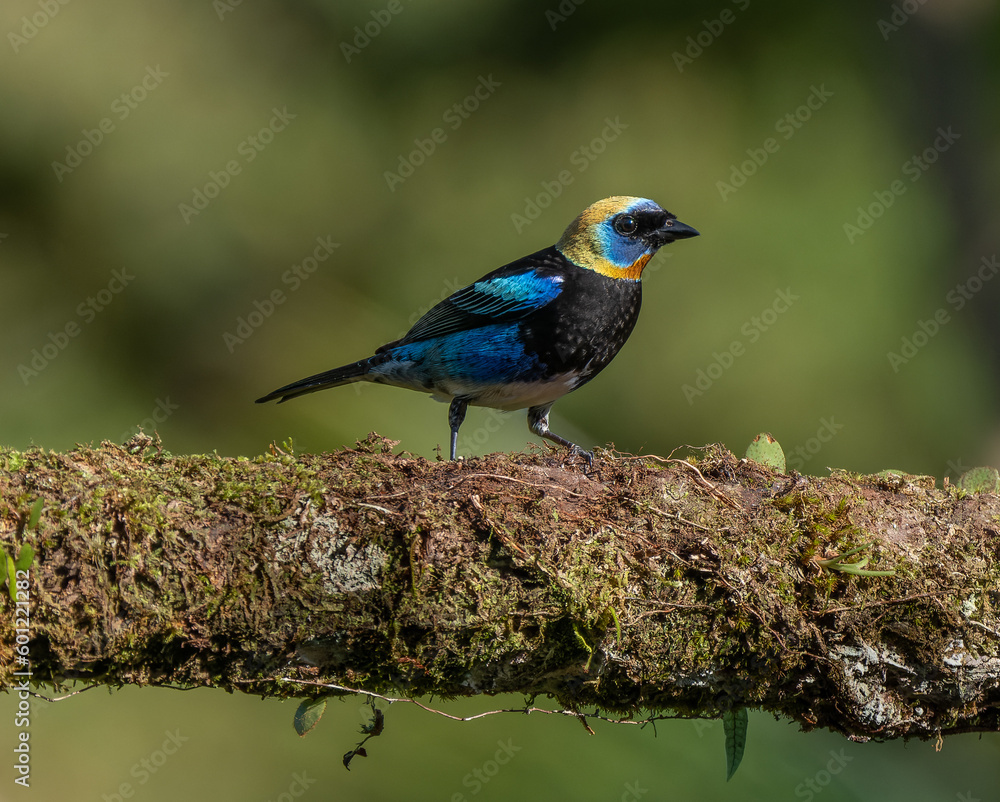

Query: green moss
[1,451,27,472]
[0,439,995,739]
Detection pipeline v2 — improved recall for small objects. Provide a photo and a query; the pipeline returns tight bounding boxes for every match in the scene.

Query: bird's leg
[527,404,593,465]
[448,397,469,460]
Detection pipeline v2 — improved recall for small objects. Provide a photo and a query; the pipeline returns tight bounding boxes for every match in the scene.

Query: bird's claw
[569,445,594,468]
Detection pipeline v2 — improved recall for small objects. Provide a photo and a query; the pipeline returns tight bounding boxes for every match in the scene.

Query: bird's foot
[569,444,594,468]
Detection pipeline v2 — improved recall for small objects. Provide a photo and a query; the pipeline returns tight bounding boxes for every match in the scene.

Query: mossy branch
[1,433,998,743]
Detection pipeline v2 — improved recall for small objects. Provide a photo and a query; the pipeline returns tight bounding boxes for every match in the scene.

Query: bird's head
[556,196,699,280]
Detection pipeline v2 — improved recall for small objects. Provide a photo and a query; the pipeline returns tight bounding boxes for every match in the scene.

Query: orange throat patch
[588,253,651,280]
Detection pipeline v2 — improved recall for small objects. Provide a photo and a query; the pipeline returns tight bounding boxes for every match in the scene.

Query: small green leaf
[745,433,785,473]
[958,467,1000,494]
[0,547,8,589]
[6,555,17,602]
[834,563,896,577]
[816,543,896,577]
[293,697,328,737]
[723,707,749,781]
[14,544,35,574]
[26,498,43,531]
[571,622,593,655]
[608,606,622,646]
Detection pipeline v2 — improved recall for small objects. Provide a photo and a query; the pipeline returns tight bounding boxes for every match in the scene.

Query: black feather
[254,359,373,404]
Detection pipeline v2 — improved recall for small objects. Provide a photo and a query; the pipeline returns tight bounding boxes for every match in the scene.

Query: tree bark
[1,433,998,742]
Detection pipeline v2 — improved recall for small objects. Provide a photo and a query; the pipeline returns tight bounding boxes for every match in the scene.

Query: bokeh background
[2,0,1000,799]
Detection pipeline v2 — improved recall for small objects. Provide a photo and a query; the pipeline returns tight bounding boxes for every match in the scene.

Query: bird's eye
[615,215,638,235]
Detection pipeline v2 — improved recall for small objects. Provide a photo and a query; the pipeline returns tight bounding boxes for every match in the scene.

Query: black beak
[645,217,699,248]
[656,218,699,244]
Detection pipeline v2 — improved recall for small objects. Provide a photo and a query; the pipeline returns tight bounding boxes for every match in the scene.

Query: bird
[256,196,698,461]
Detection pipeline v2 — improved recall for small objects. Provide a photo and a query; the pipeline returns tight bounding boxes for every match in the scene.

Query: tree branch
[1,433,998,742]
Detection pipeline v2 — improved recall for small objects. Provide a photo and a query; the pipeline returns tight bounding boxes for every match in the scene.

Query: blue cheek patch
[598,224,647,268]
[596,199,663,267]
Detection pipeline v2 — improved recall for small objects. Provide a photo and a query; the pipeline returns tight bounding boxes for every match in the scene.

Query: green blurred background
[2,0,999,799]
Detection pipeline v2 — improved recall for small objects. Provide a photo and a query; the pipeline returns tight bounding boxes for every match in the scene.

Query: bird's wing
[384,258,565,348]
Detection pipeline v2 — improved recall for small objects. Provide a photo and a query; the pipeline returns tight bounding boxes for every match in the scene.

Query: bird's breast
[525,270,642,381]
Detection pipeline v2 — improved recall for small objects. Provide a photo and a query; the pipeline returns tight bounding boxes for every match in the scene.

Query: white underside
[374,368,585,411]
[441,373,585,410]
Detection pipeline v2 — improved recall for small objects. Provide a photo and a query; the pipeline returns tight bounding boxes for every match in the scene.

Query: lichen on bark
[0,433,998,742]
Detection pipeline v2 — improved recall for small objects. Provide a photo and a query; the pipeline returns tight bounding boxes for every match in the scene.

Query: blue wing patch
[456,273,563,316]
[388,271,564,347]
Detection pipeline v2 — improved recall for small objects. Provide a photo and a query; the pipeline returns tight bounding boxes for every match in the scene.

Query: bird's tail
[255,358,373,404]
